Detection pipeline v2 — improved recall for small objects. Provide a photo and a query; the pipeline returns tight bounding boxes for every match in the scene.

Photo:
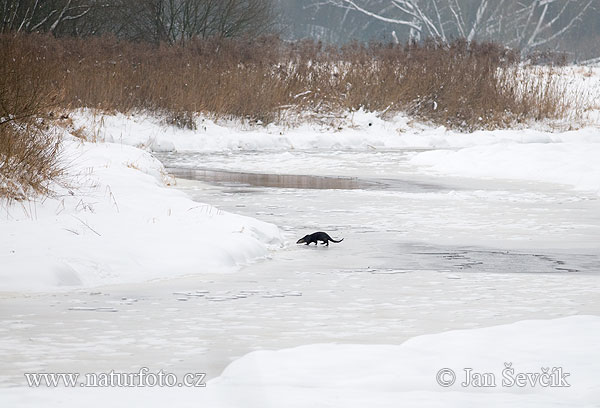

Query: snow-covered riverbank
[0,134,282,292]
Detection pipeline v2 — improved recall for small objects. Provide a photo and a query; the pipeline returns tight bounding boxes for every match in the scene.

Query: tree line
[2,0,599,59]
[289,0,599,60]
[0,0,277,43]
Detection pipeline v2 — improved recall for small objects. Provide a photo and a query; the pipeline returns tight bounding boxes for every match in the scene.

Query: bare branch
[329,0,423,30]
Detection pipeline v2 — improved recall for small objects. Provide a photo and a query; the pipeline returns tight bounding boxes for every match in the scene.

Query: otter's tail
[331,238,344,243]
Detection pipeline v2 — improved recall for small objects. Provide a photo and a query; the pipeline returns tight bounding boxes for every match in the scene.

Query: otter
[296,232,344,247]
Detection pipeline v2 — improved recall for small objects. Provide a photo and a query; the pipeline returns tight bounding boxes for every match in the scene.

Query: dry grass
[1,34,573,129]
[0,125,63,201]
[0,33,576,199]
[0,34,64,202]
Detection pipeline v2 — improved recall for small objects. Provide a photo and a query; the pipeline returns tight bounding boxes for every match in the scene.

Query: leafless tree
[501,0,595,55]
[110,0,277,44]
[316,0,595,54]
[1,0,278,42]
[315,0,510,42]
[1,0,97,34]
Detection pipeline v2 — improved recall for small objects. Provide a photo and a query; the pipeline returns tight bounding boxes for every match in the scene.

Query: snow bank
[410,142,600,194]
[71,109,420,151]
[1,316,598,407]
[209,315,600,407]
[0,135,282,292]
[66,66,600,153]
[71,109,600,152]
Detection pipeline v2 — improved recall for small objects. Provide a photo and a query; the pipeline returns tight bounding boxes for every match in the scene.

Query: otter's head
[296,235,310,244]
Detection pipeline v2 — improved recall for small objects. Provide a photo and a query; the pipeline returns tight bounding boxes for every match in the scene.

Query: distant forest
[277,0,600,61]
[1,0,599,60]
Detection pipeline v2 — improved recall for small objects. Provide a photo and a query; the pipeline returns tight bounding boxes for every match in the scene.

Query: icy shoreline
[71,108,600,195]
[0,134,282,292]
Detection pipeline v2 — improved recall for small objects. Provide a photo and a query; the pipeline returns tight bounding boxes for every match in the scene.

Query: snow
[409,142,600,194]
[0,135,282,292]
[0,315,598,407]
[209,315,600,407]
[71,108,600,152]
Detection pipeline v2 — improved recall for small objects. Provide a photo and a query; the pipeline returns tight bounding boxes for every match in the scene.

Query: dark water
[389,246,598,274]
[165,166,448,193]
[166,167,375,190]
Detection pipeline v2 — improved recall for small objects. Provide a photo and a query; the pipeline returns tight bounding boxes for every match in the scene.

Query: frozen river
[1,149,599,386]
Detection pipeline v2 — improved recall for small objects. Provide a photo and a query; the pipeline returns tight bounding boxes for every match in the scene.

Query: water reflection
[166,167,378,190]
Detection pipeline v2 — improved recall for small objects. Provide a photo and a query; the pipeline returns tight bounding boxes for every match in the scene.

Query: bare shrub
[163,111,197,130]
[0,124,63,201]
[526,50,569,67]
[0,34,64,201]
[2,33,573,133]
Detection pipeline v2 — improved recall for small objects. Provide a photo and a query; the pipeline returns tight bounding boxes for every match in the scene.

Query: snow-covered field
[2,65,599,407]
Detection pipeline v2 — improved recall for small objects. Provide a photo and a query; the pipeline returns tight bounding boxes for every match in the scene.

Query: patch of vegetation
[0,34,64,202]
